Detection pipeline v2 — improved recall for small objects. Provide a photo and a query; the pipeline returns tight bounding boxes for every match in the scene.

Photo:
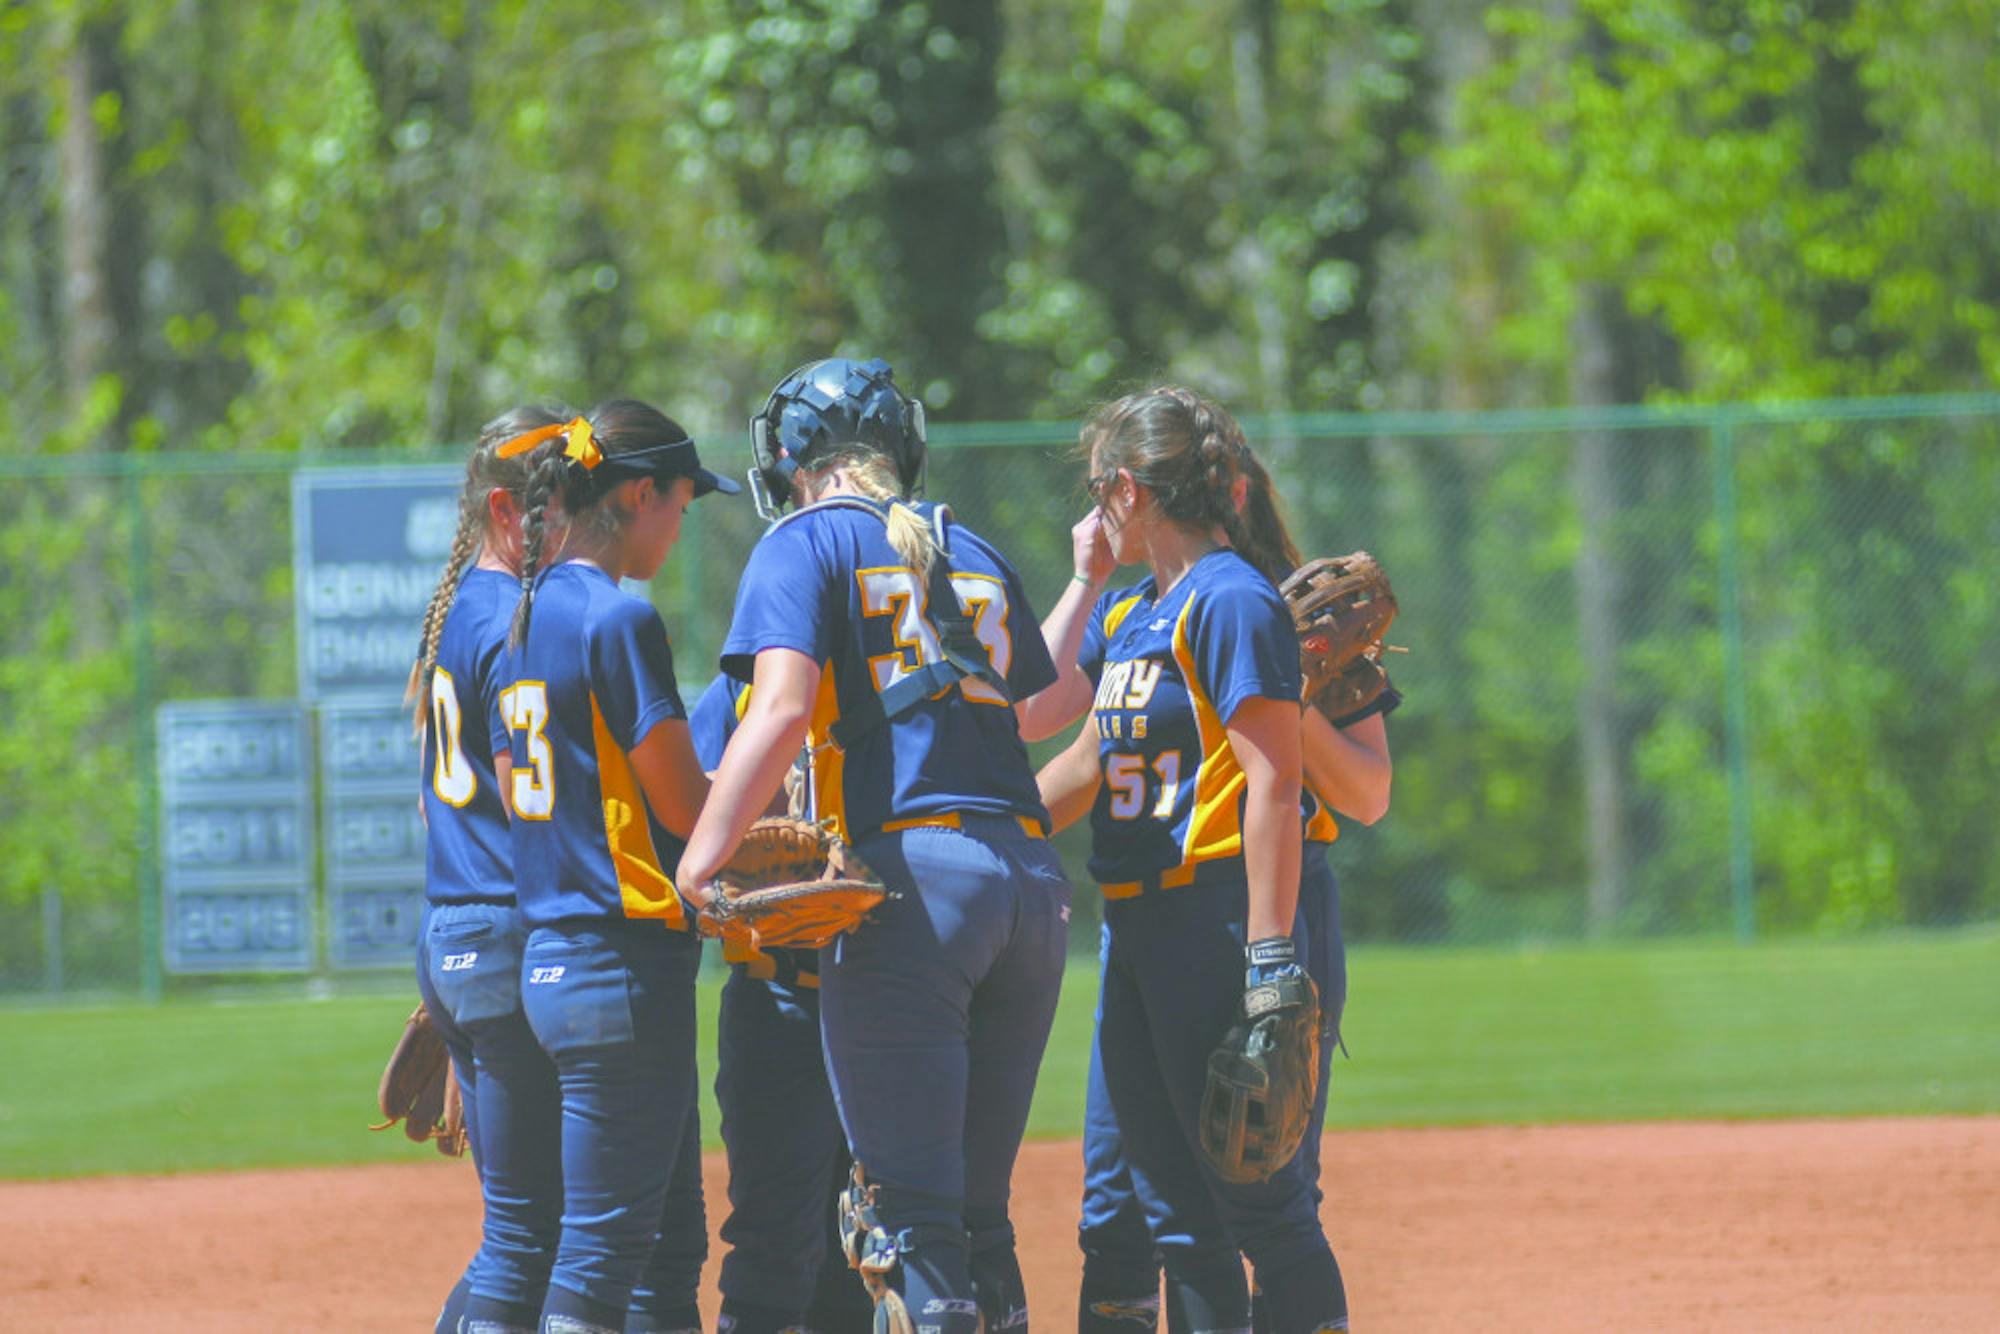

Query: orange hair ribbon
[496,416,601,469]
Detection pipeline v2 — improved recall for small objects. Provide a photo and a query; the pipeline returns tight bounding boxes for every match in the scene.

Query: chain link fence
[4,394,1997,997]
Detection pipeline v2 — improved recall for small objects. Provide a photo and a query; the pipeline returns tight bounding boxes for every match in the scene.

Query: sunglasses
[1086,468,1121,506]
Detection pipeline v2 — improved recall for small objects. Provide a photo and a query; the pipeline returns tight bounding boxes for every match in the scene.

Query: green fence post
[129,460,163,1000]
[1710,413,1756,940]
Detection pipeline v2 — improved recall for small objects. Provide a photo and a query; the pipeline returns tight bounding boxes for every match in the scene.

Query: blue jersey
[422,568,519,904]
[1078,549,1300,894]
[687,672,750,776]
[720,499,1056,844]
[497,561,693,930]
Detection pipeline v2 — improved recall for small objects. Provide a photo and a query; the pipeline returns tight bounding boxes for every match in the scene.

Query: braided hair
[407,403,574,734]
[1080,385,1299,585]
[509,398,696,651]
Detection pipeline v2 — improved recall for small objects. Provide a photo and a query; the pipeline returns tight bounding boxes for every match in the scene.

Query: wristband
[1245,935,1303,993]
[1245,936,1297,970]
[1070,572,1096,588]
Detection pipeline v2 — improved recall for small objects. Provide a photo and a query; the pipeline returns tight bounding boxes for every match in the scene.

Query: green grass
[3,930,1996,1179]
[1325,929,2000,1124]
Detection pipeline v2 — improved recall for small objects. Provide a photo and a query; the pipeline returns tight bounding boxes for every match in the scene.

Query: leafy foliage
[2,1,1997,989]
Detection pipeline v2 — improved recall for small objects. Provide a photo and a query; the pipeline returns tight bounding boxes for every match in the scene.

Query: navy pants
[1093,867,1346,1332]
[714,959,873,1332]
[1079,850,1350,1328]
[820,815,1072,1334]
[1295,849,1345,1200]
[419,901,564,1322]
[521,920,705,1329]
[633,1103,708,1332]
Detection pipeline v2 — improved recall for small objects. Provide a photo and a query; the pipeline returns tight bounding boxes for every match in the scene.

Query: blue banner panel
[321,697,427,969]
[157,701,314,974]
[331,884,428,970]
[292,466,462,703]
[168,890,313,972]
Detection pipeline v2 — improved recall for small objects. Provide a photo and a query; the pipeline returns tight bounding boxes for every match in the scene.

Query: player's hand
[1071,509,1115,587]
[673,859,719,912]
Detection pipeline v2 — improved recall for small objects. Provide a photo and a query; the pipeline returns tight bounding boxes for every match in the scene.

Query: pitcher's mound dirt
[4,1117,1995,1331]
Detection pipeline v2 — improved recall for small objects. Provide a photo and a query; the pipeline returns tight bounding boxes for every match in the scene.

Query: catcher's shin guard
[838,1163,977,1334]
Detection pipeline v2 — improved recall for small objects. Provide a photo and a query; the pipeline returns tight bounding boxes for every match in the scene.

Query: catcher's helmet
[748,357,927,520]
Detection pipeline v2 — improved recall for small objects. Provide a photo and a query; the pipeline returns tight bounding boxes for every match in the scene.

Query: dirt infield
[5,1116,1995,1331]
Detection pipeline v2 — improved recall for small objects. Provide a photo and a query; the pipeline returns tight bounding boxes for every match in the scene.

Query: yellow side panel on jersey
[1171,594,1249,874]
[1304,787,1340,844]
[590,696,687,929]
[807,668,848,843]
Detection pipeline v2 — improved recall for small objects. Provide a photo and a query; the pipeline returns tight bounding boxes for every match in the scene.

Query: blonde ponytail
[824,450,937,577]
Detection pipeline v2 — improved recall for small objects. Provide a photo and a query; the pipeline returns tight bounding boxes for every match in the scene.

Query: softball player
[1037,386,1348,1332]
[412,404,571,1333]
[688,673,873,1334]
[676,358,1073,1334]
[1063,447,1399,1332]
[495,400,738,1334]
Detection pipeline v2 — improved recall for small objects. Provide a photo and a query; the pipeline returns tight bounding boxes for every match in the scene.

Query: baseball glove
[1197,970,1321,1184]
[696,816,890,951]
[1279,552,1399,721]
[372,1002,468,1158]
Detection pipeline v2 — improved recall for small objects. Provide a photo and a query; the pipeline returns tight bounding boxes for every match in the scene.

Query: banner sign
[321,697,428,969]
[292,466,461,702]
[157,701,314,973]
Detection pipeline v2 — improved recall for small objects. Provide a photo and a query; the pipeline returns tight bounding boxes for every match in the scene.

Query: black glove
[1196,937,1321,1184]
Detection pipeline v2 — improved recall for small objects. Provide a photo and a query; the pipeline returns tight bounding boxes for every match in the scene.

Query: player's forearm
[1301,709,1391,826]
[1241,778,1301,941]
[678,704,807,889]
[1036,724,1102,833]
[1017,576,1102,742]
[1229,697,1304,941]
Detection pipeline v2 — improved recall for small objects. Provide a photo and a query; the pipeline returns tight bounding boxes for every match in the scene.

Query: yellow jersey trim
[1170,593,1249,872]
[1101,593,1144,640]
[807,667,848,842]
[878,811,1047,841]
[590,694,687,929]
[1304,786,1340,844]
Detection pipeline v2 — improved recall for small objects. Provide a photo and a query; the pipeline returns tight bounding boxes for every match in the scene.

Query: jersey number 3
[499,681,555,819]
[857,568,1012,705]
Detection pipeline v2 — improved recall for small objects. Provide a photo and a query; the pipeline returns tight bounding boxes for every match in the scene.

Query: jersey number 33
[857,567,1012,706]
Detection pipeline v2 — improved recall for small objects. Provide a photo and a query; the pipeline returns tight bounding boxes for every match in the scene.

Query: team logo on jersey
[527,965,566,985]
[1150,618,1170,631]
[1093,658,1164,711]
[440,951,478,972]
